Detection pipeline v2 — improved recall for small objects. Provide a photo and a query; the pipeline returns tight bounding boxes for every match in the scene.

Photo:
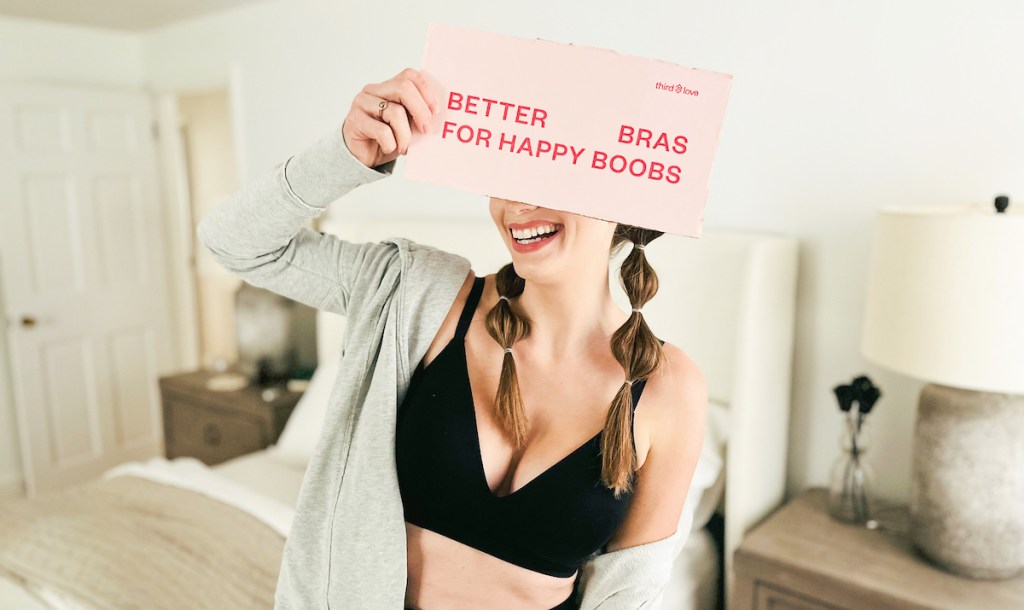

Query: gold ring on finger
[377,99,389,121]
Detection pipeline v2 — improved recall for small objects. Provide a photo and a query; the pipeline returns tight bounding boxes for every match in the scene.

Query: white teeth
[511,224,558,240]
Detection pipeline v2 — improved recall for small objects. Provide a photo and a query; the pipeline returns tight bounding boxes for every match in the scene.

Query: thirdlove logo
[655,81,699,96]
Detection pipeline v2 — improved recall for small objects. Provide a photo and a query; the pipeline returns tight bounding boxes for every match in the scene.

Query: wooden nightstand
[732,486,1024,610]
[159,369,303,466]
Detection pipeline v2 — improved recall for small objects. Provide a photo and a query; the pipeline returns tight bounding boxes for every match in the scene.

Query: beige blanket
[0,475,284,610]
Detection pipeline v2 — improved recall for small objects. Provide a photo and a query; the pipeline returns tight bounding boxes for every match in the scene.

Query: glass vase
[827,412,876,523]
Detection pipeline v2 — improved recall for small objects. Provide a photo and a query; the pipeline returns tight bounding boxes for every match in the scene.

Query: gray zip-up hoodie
[197,127,685,610]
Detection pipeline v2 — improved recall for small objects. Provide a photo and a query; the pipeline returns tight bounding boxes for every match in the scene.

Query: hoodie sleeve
[196,125,398,316]
[575,527,686,609]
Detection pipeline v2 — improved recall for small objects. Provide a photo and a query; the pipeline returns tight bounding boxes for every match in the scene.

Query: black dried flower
[833,384,856,412]
[859,386,881,415]
[833,374,882,415]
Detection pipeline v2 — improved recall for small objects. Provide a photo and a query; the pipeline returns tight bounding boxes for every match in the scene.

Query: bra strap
[454,276,486,340]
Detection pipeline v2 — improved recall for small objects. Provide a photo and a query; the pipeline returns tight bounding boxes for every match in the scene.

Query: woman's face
[488,196,616,284]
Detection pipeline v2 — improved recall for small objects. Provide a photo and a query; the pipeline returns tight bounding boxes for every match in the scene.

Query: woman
[355,67,709,610]
[201,68,707,610]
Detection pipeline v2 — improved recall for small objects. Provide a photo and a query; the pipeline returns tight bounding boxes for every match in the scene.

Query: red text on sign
[447,91,549,127]
[618,125,688,155]
[591,150,682,184]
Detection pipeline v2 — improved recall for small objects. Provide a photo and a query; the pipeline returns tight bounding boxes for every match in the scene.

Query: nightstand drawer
[159,369,302,465]
[731,488,1024,610]
[165,399,266,465]
[754,581,844,610]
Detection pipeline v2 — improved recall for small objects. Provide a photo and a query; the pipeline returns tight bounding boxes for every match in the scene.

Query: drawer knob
[202,423,222,446]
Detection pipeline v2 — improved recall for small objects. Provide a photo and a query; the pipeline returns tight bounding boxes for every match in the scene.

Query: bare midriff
[403,522,576,610]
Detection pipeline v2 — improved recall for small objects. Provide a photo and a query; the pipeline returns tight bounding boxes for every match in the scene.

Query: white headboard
[318,216,799,605]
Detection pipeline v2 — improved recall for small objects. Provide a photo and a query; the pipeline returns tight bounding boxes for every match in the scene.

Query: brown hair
[484,224,667,499]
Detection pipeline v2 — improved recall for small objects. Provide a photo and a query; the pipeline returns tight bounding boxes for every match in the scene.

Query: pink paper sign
[402,23,732,237]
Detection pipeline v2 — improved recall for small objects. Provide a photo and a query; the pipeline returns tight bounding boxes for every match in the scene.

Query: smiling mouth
[509,225,562,245]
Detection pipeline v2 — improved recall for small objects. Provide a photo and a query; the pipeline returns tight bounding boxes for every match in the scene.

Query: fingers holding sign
[343,68,441,169]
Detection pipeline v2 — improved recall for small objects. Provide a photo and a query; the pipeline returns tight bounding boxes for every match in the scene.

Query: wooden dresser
[159,369,302,466]
[732,486,1024,610]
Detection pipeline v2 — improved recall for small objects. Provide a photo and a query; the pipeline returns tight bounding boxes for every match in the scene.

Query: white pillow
[268,357,340,466]
[673,399,729,557]
[692,399,729,529]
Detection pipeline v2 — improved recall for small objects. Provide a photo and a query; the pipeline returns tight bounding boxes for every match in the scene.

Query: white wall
[0,16,145,86]
[1,1,1021,505]
[0,16,146,497]
[142,0,1024,505]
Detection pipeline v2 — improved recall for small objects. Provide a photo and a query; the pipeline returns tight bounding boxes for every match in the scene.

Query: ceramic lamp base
[909,383,1024,579]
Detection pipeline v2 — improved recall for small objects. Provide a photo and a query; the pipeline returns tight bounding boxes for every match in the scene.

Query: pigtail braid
[484,262,531,449]
[602,228,667,498]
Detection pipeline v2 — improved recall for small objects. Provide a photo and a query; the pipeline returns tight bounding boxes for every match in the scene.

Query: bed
[0,216,798,610]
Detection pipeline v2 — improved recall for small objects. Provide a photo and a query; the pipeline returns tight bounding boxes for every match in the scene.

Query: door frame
[153,62,246,374]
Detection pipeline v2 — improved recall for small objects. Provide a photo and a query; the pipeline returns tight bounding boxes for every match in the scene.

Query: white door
[0,82,175,496]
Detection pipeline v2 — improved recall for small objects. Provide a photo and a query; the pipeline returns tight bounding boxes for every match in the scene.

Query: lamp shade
[861,202,1024,395]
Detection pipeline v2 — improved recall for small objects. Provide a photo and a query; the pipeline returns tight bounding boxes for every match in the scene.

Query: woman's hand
[342,68,440,169]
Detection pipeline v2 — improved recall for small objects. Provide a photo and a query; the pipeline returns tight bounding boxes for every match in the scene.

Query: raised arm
[196,68,440,316]
[197,128,395,315]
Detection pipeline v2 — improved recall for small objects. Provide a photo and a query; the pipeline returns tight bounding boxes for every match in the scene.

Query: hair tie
[498,295,510,303]
[632,307,642,313]
[633,243,646,251]
[504,347,513,354]
[625,379,635,386]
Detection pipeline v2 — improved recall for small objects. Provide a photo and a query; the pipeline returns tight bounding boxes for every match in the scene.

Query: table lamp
[235,283,316,386]
[861,195,1023,580]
